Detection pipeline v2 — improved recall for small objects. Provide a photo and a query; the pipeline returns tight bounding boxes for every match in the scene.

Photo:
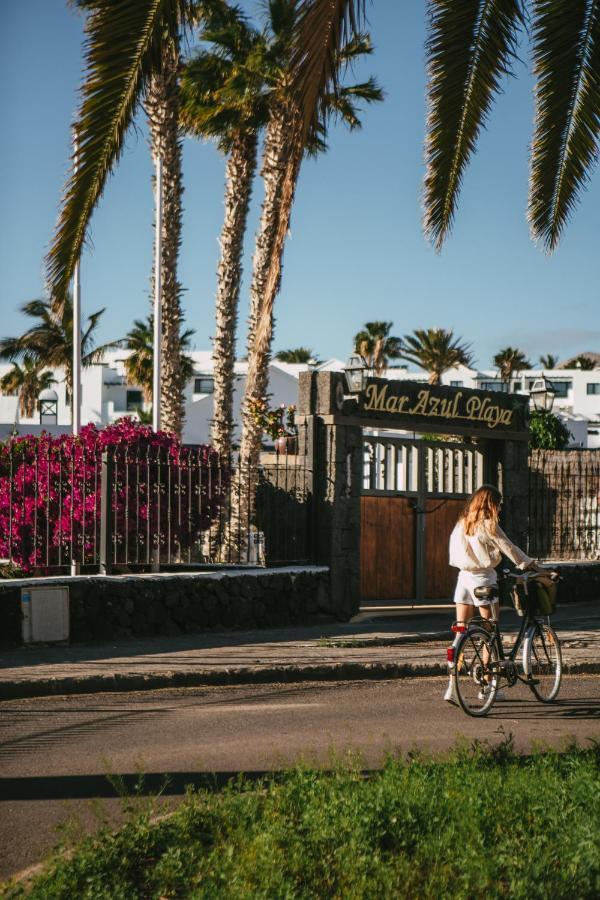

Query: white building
[2,352,599,448]
[0,352,314,445]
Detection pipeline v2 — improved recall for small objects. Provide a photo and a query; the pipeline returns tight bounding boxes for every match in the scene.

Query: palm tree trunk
[211,130,258,460]
[241,104,302,467]
[226,104,302,559]
[146,43,185,437]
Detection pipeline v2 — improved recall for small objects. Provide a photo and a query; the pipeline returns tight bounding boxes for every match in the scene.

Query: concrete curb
[2,659,599,701]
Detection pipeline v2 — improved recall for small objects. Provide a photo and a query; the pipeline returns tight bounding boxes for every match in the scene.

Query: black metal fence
[529,449,600,560]
[0,440,312,575]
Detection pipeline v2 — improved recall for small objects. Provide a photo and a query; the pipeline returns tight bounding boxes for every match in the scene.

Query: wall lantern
[39,388,59,425]
[529,374,556,413]
[344,354,368,394]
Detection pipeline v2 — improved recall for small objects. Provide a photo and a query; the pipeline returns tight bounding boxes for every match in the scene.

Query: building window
[194,376,214,394]
[551,381,571,398]
[587,383,600,395]
[126,389,144,411]
[511,380,522,392]
[478,381,504,392]
[450,380,463,387]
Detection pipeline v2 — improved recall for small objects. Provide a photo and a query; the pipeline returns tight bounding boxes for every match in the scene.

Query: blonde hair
[460,485,502,536]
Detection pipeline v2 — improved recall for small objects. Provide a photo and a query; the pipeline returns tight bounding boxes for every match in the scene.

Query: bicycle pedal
[525,677,540,685]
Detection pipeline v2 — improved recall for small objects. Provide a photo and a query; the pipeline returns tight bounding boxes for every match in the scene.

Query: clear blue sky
[1,0,599,369]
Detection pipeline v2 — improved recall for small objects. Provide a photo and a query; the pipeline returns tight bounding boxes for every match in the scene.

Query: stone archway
[297,372,529,617]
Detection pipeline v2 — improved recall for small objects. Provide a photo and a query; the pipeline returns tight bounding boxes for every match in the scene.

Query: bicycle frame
[466,608,547,684]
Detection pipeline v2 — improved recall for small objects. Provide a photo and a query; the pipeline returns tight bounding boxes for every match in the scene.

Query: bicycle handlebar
[502,567,561,583]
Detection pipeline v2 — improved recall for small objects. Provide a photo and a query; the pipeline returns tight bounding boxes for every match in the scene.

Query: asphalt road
[1,675,600,882]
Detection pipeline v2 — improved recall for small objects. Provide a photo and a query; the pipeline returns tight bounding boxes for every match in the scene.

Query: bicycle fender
[521,626,537,677]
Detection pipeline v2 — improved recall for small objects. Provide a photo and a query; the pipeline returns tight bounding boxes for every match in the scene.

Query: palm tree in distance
[239,10,384,474]
[539,354,559,370]
[353,322,402,374]
[180,2,269,460]
[567,355,597,371]
[493,347,531,390]
[400,328,473,385]
[0,297,120,417]
[0,357,56,419]
[423,0,600,252]
[123,316,195,402]
[275,347,320,364]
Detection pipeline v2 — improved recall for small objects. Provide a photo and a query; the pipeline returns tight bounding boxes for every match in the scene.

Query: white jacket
[449,518,533,572]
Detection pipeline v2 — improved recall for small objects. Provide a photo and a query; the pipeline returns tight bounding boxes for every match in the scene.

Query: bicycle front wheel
[525,622,562,702]
[454,626,500,717]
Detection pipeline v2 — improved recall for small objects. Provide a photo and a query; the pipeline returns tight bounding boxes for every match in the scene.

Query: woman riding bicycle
[444,484,535,704]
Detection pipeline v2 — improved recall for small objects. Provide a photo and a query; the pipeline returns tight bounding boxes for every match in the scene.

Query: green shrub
[529,410,572,449]
[3,742,599,899]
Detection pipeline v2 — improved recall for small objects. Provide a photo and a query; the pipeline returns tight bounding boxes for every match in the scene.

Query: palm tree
[493,347,531,390]
[400,328,473,385]
[180,3,269,460]
[567,355,597,371]
[146,38,186,436]
[423,0,600,252]
[274,347,320,364]
[239,10,384,474]
[539,354,559,370]
[47,0,199,303]
[0,357,56,419]
[47,0,202,435]
[0,296,120,417]
[353,321,402,374]
[123,316,195,402]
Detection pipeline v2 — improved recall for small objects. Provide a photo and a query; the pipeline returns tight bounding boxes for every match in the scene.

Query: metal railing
[529,449,600,560]
[0,439,312,575]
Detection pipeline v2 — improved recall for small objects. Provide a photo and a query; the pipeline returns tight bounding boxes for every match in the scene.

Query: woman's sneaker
[444,679,459,705]
[477,684,506,701]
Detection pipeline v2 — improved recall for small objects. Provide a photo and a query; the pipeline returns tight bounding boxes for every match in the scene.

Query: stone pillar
[497,438,530,552]
[298,372,362,620]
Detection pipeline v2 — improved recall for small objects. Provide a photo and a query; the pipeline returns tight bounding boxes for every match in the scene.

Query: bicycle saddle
[473,585,499,601]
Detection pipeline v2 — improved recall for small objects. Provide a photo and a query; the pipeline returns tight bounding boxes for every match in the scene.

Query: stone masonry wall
[0,567,332,646]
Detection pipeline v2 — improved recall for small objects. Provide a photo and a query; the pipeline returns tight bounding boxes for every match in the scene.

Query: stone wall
[551,562,600,604]
[0,567,332,646]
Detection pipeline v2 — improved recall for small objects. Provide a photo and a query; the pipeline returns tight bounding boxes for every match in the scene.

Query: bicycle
[447,569,562,717]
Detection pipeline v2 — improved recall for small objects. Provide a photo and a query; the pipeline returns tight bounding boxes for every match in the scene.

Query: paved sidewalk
[1,604,599,700]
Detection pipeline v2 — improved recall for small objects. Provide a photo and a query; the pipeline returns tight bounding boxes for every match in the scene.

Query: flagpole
[71,130,82,576]
[72,129,81,438]
[152,153,163,432]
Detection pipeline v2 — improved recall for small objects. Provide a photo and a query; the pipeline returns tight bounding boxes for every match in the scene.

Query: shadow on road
[490,695,600,720]
[0,770,278,802]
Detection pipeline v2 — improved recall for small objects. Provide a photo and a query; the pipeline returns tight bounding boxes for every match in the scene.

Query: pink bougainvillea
[0,420,227,572]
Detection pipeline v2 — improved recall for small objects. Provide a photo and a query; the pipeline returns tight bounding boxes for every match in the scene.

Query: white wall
[3,354,599,448]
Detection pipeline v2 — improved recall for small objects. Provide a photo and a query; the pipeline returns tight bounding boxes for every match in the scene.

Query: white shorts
[453,569,498,607]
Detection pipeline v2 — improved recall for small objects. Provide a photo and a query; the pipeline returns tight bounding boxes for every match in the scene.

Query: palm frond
[423,0,524,251]
[322,78,384,130]
[529,0,600,251]
[82,340,123,366]
[46,0,195,304]
[290,0,364,141]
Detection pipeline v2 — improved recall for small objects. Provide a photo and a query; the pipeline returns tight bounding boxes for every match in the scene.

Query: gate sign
[356,378,528,438]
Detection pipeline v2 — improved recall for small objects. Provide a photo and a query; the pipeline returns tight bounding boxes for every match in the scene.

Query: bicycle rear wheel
[454,626,499,717]
[525,622,562,702]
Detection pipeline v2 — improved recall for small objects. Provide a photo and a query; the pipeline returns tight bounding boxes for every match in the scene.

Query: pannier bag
[512,573,557,616]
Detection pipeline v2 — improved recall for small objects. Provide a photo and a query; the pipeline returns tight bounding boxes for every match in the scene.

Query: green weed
[3,739,599,899]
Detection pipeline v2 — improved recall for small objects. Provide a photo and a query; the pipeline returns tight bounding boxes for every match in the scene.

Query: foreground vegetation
[4,740,600,899]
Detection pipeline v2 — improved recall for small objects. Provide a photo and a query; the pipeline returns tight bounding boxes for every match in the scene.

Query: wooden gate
[360,436,485,603]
